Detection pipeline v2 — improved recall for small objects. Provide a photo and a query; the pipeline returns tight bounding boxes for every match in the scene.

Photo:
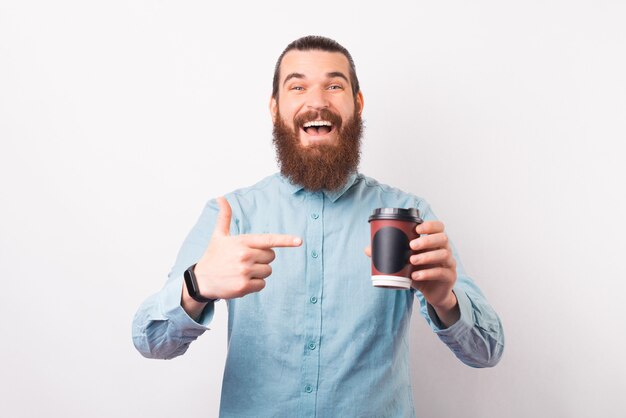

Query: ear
[356,91,364,116]
[269,96,278,124]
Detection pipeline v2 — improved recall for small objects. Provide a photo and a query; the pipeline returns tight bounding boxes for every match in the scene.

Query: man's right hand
[182,196,302,314]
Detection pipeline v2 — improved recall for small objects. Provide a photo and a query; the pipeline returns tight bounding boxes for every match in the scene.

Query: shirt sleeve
[413,197,505,368]
[132,197,235,360]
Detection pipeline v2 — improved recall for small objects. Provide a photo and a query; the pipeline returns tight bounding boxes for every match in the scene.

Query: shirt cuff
[159,274,215,333]
[426,287,474,338]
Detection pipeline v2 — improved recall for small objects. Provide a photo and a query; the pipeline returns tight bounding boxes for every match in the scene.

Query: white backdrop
[1,1,625,417]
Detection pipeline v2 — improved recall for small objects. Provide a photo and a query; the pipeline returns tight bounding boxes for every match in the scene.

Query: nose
[305,88,329,111]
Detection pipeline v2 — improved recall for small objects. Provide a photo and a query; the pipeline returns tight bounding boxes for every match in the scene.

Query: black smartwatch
[183,264,218,303]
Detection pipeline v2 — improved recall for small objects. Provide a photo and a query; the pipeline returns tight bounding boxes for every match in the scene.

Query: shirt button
[311,213,319,219]
[309,296,318,304]
[308,342,317,350]
[311,250,318,258]
[304,385,313,393]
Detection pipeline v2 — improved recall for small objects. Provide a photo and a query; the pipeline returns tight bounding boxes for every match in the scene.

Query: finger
[248,248,276,264]
[213,197,233,237]
[364,246,371,257]
[412,263,442,273]
[411,266,455,282]
[246,278,266,294]
[248,263,273,279]
[410,232,449,251]
[415,221,445,235]
[241,233,303,249]
[410,249,455,268]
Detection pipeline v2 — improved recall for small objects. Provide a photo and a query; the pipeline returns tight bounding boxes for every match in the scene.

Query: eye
[328,85,343,90]
[290,86,304,91]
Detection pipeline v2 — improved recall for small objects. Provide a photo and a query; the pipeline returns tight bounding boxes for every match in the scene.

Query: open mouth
[301,120,334,137]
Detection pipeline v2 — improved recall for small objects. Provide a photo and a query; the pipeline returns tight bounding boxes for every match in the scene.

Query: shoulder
[355,173,429,206]
[353,173,436,220]
[221,173,288,225]
[225,173,280,199]
[198,173,279,215]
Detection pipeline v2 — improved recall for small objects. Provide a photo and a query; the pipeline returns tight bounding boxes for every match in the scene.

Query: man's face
[269,49,365,192]
[270,50,364,147]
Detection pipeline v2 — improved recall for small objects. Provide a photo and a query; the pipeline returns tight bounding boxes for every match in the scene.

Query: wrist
[184,264,219,303]
[433,290,458,312]
[430,290,460,328]
[181,278,211,322]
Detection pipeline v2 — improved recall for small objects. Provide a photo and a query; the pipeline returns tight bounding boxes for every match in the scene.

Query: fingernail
[293,238,302,245]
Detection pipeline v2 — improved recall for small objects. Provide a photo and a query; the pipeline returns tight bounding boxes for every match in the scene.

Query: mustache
[293,108,343,131]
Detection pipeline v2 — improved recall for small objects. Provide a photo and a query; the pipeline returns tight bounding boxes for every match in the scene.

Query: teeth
[303,120,332,128]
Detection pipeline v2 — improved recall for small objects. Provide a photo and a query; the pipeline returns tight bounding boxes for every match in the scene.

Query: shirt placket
[299,191,324,417]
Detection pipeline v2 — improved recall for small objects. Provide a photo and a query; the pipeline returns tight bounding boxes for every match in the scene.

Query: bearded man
[133,36,504,418]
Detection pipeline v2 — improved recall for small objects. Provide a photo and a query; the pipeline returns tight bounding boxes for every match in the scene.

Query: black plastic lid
[368,207,422,223]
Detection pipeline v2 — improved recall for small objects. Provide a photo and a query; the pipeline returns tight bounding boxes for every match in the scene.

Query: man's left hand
[364,220,460,327]
[408,221,457,310]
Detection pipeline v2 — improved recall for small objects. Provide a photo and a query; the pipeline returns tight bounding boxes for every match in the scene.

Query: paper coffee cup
[368,208,422,289]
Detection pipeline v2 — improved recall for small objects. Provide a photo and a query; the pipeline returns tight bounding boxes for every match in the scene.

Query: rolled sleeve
[419,283,505,368]
[425,287,474,335]
[160,274,215,331]
[132,275,215,360]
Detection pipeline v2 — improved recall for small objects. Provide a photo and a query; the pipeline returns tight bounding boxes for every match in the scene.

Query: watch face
[184,266,200,297]
[184,265,214,303]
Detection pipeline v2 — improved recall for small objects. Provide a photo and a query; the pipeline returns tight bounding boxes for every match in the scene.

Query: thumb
[364,245,371,258]
[212,196,232,237]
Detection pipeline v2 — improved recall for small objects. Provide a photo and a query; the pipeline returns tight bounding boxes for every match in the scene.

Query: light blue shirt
[132,172,504,418]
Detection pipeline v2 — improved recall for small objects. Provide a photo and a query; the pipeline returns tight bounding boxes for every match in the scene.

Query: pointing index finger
[241,234,303,249]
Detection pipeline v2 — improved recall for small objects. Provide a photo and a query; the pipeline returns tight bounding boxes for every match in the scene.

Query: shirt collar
[278,171,359,203]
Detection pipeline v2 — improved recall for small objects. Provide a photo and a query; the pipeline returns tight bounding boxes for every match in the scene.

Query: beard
[272,106,363,192]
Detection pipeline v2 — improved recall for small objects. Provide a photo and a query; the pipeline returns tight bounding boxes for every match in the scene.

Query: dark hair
[272,35,360,100]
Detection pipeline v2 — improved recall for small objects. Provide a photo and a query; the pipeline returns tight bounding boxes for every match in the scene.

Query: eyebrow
[326,71,349,83]
[282,71,350,86]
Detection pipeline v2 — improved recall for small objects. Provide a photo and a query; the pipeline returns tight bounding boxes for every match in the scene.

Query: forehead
[279,50,351,83]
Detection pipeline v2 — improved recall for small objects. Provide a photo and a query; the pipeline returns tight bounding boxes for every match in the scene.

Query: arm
[364,234,504,368]
[416,267,505,368]
[131,197,302,360]
[414,198,505,368]
[131,198,222,360]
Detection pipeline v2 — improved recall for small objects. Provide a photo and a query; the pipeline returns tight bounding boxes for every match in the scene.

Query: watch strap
[183,264,217,303]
